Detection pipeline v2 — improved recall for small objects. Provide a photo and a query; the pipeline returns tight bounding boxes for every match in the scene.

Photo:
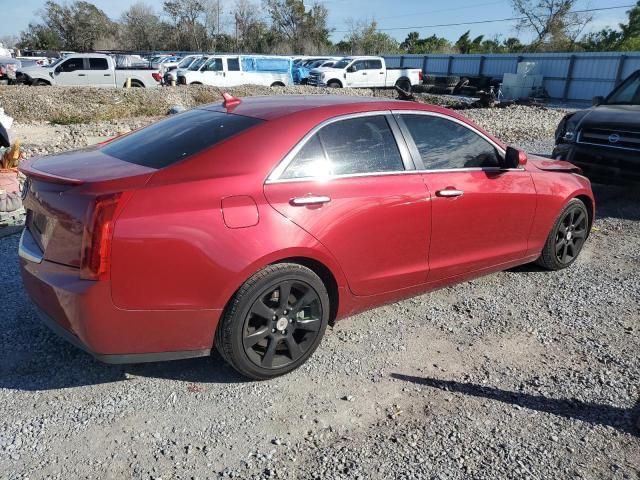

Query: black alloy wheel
[216,263,330,379]
[536,199,590,270]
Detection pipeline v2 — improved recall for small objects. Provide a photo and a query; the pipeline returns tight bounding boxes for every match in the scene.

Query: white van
[177,55,292,87]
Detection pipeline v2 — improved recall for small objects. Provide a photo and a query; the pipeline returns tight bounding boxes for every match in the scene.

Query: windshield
[49,57,64,68]
[606,73,640,105]
[332,59,350,69]
[189,58,207,70]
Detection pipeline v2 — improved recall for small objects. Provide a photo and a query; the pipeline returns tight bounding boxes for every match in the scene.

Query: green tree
[265,0,331,54]
[620,1,640,50]
[119,2,163,51]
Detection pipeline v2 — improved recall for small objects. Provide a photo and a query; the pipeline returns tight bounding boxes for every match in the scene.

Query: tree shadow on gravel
[391,374,640,437]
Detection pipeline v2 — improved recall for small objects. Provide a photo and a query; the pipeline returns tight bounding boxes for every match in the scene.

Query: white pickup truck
[177,55,293,87]
[307,56,422,90]
[17,53,161,88]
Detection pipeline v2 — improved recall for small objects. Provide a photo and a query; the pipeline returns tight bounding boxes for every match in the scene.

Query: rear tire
[327,80,341,88]
[395,78,411,92]
[216,263,330,380]
[34,79,50,86]
[536,199,589,271]
[270,81,285,87]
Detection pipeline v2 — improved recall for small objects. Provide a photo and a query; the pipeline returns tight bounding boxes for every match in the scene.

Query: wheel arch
[573,193,595,232]
[270,81,285,87]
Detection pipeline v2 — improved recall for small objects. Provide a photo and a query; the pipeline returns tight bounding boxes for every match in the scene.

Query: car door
[201,57,225,86]
[395,112,537,281]
[345,60,367,87]
[264,113,431,297]
[87,57,112,87]
[54,57,86,86]
[366,59,386,87]
[225,57,242,86]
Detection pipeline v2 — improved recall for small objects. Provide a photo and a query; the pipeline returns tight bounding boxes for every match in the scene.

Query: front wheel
[327,81,341,88]
[215,264,330,380]
[536,199,589,270]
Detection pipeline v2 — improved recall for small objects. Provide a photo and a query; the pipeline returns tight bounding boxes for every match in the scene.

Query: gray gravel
[1,102,639,480]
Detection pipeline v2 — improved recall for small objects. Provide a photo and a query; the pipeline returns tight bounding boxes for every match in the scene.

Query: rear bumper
[552,142,640,184]
[19,228,220,363]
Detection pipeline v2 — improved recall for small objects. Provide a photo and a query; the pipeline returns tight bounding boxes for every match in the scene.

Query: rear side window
[102,109,263,169]
[89,58,108,70]
[227,58,240,71]
[401,114,501,170]
[367,60,382,69]
[281,115,404,179]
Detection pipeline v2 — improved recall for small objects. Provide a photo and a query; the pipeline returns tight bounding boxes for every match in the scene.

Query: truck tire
[131,80,144,88]
[395,78,412,92]
[270,81,285,87]
[327,80,342,88]
[34,79,50,86]
[190,82,202,85]
[446,75,460,87]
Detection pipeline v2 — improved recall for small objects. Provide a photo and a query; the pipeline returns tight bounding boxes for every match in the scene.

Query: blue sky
[0,0,632,43]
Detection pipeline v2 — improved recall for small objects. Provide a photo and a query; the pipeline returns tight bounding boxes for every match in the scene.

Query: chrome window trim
[266,109,523,185]
[266,110,411,182]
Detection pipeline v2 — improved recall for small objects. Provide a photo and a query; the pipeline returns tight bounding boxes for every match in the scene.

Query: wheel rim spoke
[279,281,293,309]
[295,317,322,333]
[574,211,586,228]
[261,337,278,368]
[573,229,586,239]
[285,336,303,361]
[251,300,275,321]
[291,289,316,313]
[561,243,569,262]
[243,327,270,349]
[555,238,565,252]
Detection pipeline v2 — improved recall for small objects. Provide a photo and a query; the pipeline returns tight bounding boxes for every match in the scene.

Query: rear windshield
[102,109,263,169]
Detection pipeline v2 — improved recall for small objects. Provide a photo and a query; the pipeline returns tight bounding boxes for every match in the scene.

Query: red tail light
[152,72,162,82]
[80,193,129,280]
[419,71,423,82]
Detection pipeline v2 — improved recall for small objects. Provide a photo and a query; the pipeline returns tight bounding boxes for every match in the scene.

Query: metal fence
[383,52,640,101]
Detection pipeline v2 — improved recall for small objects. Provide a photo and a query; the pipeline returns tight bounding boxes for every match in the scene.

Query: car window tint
[607,74,640,104]
[60,58,83,72]
[367,60,382,69]
[89,58,108,70]
[282,116,404,179]
[102,110,263,169]
[227,58,240,71]
[352,61,366,71]
[281,135,328,179]
[401,114,501,169]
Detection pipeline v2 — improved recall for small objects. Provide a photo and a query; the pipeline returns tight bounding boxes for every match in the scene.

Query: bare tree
[120,2,163,51]
[511,0,592,50]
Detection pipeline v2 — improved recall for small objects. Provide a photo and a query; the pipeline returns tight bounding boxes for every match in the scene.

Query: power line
[375,1,506,22]
[332,4,636,33]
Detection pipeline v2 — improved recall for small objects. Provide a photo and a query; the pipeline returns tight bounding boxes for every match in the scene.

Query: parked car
[177,55,292,87]
[153,56,182,71]
[307,56,423,90]
[19,95,594,379]
[553,69,640,184]
[164,55,204,84]
[293,57,339,84]
[17,53,162,87]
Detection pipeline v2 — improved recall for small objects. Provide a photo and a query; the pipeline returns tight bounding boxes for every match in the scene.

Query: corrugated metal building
[384,52,640,101]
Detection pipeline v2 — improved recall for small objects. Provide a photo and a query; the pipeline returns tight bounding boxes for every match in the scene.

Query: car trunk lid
[20,148,155,268]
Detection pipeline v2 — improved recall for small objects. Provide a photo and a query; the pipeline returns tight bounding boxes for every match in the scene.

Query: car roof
[200,95,449,121]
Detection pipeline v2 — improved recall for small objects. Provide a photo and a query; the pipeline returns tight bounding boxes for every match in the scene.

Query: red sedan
[19,95,594,379]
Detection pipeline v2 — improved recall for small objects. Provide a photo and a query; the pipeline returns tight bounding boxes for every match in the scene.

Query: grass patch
[49,113,87,125]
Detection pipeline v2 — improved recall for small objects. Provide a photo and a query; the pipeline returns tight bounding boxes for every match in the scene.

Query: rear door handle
[291,195,331,206]
[436,189,464,198]
[78,73,86,76]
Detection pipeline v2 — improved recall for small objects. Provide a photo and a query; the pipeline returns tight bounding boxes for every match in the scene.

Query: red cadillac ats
[19,95,594,379]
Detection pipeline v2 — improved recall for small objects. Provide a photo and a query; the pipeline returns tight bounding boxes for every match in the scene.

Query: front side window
[204,58,223,72]
[189,58,207,71]
[281,115,404,179]
[89,58,108,70]
[351,61,366,71]
[401,114,501,170]
[59,58,84,72]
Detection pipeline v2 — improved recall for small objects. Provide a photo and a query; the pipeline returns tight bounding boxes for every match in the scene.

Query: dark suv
[553,70,640,184]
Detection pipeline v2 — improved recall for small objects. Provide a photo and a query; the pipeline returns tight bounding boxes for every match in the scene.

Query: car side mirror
[502,146,527,169]
[54,67,61,74]
[592,96,604,106]
[346,66,355,73]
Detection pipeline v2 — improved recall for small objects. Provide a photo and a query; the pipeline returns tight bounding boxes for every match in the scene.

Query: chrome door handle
[436,189,464,197]
[291,195,331,206]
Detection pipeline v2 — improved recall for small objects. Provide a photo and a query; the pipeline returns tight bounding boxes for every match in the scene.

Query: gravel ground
[0,95,639,480]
